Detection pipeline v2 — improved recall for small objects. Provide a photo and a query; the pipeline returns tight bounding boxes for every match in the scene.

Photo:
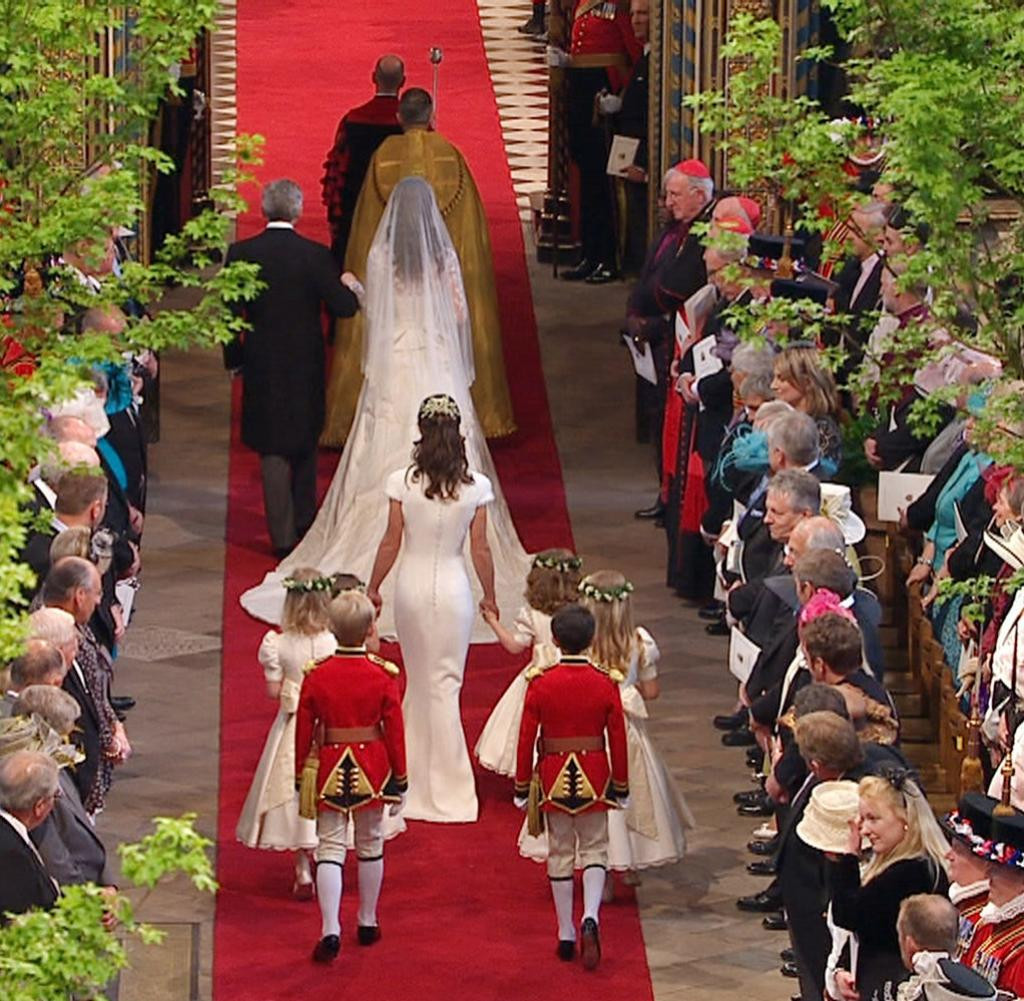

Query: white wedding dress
[240,182,531,641]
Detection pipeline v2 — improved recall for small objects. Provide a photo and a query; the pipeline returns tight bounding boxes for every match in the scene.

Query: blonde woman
[519,570,694,877]
[771,344,843,476]
[827,771,950,1001]
[236,567,335,897]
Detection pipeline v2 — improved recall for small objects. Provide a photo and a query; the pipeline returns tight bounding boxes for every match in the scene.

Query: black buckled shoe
[312,934,340,963]
[762,911,788,931]
[746,859,778,876]
[556,939,575,961]
[561,259,593,282]
[746,747,764,770]
[634,499,665,520]
[748,835,779,856]
[733,788,766,806]
[713,710,747,731]
[780,948,795,964]
[736,889,780,912]
[738,798,775,817]
[584,262,618,284]
[357,925,381,946]
[699,601,726,621]
[580,918,601,970]
[722,727,756,747]
[781,961,800,979]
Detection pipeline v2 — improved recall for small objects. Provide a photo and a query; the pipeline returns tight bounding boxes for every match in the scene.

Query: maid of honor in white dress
[476,548,582,777]
[518,571,694,876]
[367,394,499,823]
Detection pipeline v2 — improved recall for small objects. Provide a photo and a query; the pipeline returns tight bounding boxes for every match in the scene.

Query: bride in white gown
[239,177,531,640]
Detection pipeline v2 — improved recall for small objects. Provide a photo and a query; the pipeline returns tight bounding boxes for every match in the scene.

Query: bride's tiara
[418,394,461,422]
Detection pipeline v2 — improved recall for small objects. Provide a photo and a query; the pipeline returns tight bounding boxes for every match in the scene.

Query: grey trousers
[259,450,317,552]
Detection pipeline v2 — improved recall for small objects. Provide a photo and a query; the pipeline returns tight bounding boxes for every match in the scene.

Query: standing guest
[550,0,641,284]
[625,159,714,517]
[887,895,997,1001]
[831,204,887,359]
[295,590,407,963]
[236,567,335,899]
[0,750,60,920]
[320,55,404,266]
[828,771,951,1001]
[1,640,66,717]
[514,605,629,969]
[477,549,583,777]
[223,179,361,558]
[12,687,114,888]
[941,793,992,956]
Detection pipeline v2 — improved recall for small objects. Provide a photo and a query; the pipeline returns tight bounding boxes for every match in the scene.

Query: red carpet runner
[215,2,655,998]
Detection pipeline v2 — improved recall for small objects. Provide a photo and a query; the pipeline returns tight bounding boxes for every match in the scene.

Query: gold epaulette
[592,660,625,684]
[367,652,400,677]
[525,661,553,681]
[302,658,321,676]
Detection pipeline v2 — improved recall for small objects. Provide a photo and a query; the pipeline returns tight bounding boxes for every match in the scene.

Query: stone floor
[101,223,794,1000]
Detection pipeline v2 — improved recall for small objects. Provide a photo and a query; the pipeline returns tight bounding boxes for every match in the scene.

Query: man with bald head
[1,639,67,717]
[321,55,405,265]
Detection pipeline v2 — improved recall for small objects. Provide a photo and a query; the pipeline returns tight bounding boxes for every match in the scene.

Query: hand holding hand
[367,587,383,615]
[341,272,365,303]
[480,597,499,620]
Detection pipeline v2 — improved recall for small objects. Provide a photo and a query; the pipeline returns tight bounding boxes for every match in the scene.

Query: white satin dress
[386,467,494,823]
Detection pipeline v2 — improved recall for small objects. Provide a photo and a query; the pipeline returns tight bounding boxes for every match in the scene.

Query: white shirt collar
[265,221,294,230]
[35,478,57,509]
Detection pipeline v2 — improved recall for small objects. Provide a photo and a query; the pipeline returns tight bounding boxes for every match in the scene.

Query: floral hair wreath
[579,578,634,603]
[282,575,334,594]
[532,553,583,574]
[418,394,461,422]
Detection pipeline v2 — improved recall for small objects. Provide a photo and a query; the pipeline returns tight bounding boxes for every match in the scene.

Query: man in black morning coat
[224,178,360,556]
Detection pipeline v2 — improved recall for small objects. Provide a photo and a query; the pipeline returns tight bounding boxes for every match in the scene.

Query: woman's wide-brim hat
[982,524,1024,573]
[796,779,861,853]
[820,483,867,546]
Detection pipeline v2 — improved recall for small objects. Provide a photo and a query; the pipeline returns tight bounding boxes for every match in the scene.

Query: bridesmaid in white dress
[236,567,333,896]
[367,394,498,823]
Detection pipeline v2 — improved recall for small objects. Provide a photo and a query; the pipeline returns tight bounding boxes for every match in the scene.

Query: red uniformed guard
[514,604,628,969]
[295,590,407,963]
[959,798,1024,996]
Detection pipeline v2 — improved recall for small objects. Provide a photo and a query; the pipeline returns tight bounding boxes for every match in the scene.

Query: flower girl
[476,549,583,776]
[519,570,694,878]
[236,567,336,898]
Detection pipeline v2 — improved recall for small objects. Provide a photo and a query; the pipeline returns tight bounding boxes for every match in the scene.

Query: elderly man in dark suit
[224,179,361,557]
[0,749,61,920]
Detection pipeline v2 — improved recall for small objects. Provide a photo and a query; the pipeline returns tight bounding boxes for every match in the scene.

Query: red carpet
[215,2,654,998]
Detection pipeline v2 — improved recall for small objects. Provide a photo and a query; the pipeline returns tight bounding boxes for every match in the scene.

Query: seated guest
[2,640,66,717]
[0,749,61,920]
[12,687,114,887]
[770,344,844,476]
[889,894,996,1001]
[828,772,951,1001]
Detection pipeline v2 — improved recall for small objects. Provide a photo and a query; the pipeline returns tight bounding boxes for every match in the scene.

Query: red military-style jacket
[569,0,641,91]
[953,882,990,957]
[295,647,407,813]
[514,654,628,814]
[963,908,1024,997]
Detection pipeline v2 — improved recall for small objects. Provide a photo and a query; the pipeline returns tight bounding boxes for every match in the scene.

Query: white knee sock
[356,857,384,927]
[550,878,575,941]
[581,866,606,924]
[316,862,343,937]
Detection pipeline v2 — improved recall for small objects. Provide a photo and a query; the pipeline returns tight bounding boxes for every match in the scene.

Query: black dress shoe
[584,263,618,284]
[781,961,800,978]
[556,939,575,961]
[699,601,726,621]
[110,695,136,712]
[561,259,593,281]
[746,747,764,769]
[738,799,775,817]
[748,835,779,856]
[762,911,788,931]
[705,618,730,636]
[713,710,747,731]
[634,500,665,520]
[722,727,756,747]
[733,788,766,806]
[517,14,545,34]
[357,925,381,946]
[312,934,340,963]
[780,948,795,964]
[746,859,778,876]
[736,890,781,913]
[580,917,601,970]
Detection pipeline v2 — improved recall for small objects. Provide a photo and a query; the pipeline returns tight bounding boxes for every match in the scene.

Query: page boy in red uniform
[514,603,629,969]
[295,589,407,963]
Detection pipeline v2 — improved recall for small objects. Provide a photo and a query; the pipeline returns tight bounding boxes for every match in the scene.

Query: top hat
[796,779,861,853]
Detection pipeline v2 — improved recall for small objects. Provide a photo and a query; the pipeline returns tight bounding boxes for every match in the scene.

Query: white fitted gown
[386,467,494,823]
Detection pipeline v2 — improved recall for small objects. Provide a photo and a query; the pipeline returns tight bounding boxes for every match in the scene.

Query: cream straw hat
[796,780,861,853]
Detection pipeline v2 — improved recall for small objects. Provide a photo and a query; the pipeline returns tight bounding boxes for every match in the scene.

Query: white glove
[546,45,569,68]
[388,794,406,817]
[615,795,631,811]
[513,795,529,811]
[597,92,622,115]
